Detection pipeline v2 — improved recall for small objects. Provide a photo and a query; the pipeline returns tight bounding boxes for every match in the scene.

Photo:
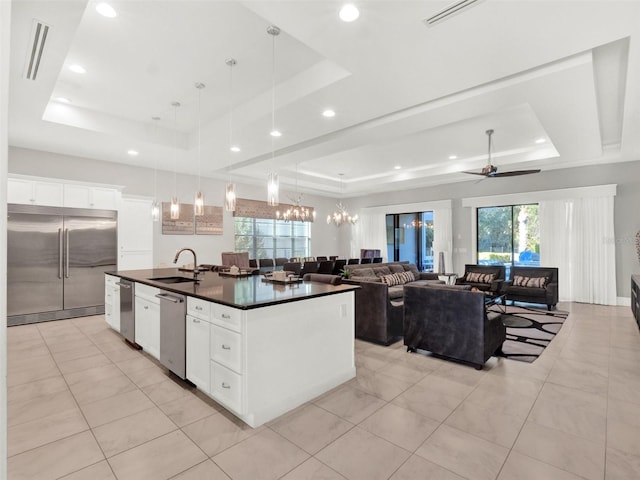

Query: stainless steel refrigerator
[7,204,117,326]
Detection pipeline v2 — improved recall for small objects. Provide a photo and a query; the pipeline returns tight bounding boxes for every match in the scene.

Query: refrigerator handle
[58,228,63,279]
[65,228,70,278]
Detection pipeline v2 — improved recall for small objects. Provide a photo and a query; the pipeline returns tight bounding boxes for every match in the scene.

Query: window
[234,217,310,259]
[386,211,434,271]
[476,204,540,278]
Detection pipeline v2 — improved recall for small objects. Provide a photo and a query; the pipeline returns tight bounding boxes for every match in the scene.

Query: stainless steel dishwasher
[116,279,135,344]
[156,291,187,379]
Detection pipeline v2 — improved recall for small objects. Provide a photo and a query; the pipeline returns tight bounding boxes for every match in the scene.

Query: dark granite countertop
[106,268,358,310]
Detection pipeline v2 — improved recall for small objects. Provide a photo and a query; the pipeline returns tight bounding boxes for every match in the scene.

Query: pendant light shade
[170,196,180,220]
[267,172,279,206]
[170,101,181,220]
[266,25,280,206]
[194,82,205,216]
[151,116,161,222]
[151,200,160,222]
[225,58,238,212]
[225,182,236,212]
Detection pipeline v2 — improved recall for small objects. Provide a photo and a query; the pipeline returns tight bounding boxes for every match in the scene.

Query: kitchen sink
[150,276,197,284]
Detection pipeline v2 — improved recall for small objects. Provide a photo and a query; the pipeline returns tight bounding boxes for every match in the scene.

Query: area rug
[488,304,569,363]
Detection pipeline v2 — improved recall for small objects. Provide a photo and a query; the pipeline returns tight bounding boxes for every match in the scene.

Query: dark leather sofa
[455,264,505,293]
[403,284,506,369]
[502,266,559,310]
[342,261,443,345]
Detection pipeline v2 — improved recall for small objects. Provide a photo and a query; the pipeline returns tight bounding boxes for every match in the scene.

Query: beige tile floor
[6,302,640,480]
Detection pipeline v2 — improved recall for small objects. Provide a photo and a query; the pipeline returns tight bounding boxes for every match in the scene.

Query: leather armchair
[403,284,505,369]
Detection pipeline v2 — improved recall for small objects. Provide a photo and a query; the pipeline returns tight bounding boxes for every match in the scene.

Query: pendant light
[170,101,181,220]
[150,115,161,222]
[194,82,205,216]
[266,25,280,206]
[225,57,237,212]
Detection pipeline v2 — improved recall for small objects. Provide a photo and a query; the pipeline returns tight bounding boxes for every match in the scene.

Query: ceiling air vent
[423,0,484,27]
[23,19,51,81]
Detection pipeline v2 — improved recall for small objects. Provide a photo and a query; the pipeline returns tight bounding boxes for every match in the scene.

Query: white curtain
[540,195,616,305]
[351,212,387,260]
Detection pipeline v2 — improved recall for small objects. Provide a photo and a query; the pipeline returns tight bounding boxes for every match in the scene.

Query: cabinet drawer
[211,325,242,373]
[105,274,118,287]
[211,361,243,414]
[187,297,211,321]
[212,304,242,332]
[135,283,160,303]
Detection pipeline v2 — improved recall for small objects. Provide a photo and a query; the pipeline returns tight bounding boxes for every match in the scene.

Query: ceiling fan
[463,129,541,178]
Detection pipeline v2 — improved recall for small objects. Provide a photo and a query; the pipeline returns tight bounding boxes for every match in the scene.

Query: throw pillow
[466,272,495,283]
[388,264,405,273]
[372,266,392,277]
[513,275,548,288]
[380,271,415,286]
[352,267,375,278]
[402,264,420,277]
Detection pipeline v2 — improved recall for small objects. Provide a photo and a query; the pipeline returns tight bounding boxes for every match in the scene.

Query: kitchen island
[105,268,357,427]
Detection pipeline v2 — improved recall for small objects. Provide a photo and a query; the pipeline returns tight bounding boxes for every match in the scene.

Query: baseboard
[617,296,631,307]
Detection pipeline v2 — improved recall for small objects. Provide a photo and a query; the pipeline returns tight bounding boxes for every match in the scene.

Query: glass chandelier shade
[276,195,315,223]
[326,201,358,226]
[267,172,279,206]
[225,182,237,212]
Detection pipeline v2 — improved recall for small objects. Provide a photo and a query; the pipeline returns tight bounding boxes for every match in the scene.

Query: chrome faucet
[173,248,201,279]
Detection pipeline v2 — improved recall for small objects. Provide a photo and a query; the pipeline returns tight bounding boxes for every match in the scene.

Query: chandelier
[277,194,315,223]
[327,201,358,226]
[327,173,358,226]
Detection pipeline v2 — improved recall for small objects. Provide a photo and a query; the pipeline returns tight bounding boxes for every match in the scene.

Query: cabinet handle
[144,305,148,310]
[192,318,200,323]
[221,382,231,389]
[195,306,203,311]
[221,344,231,350]
[221,313,231,319]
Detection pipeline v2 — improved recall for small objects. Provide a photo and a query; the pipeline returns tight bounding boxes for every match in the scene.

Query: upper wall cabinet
[63,185,120,210]
[8,176,121,210]
[8,178,63,206]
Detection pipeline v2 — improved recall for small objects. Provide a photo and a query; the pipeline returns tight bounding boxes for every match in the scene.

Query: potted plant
[340,267,351,278]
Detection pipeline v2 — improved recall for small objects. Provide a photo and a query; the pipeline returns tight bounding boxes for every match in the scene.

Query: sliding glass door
[386,211,434,272]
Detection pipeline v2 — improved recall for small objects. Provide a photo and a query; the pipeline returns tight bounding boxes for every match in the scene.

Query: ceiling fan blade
[490,169,541,177]
[462,170,489,176]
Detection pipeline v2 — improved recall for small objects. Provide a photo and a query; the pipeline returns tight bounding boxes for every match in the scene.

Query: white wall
[1,2,11,476]
[9,147,344,265]
[348,161,640,298]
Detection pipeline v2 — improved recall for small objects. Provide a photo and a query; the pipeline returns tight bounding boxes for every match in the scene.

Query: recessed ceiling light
[55,97,71,104]
[394,165,401,170]
[322,109,336,118]
[68,64,86,74]
[339,4,360,22]
[127,149,139,156]
[230,145,241,153]
[535,138,546,144]
[449,155,457,160]
[270,130,282,137]
[96,3,117,18]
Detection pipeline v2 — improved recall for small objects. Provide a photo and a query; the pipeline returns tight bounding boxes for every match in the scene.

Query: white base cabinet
[134,283,160,360]
[185,292,355,428]
[104,274,120,332]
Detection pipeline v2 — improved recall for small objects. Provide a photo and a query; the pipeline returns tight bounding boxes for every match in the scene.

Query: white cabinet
[7,178,63,206]
[118,196,153,270]
[64,185,120,210]
[104,274,120,332]
[186,314,210,393]
[134,283,160,359]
